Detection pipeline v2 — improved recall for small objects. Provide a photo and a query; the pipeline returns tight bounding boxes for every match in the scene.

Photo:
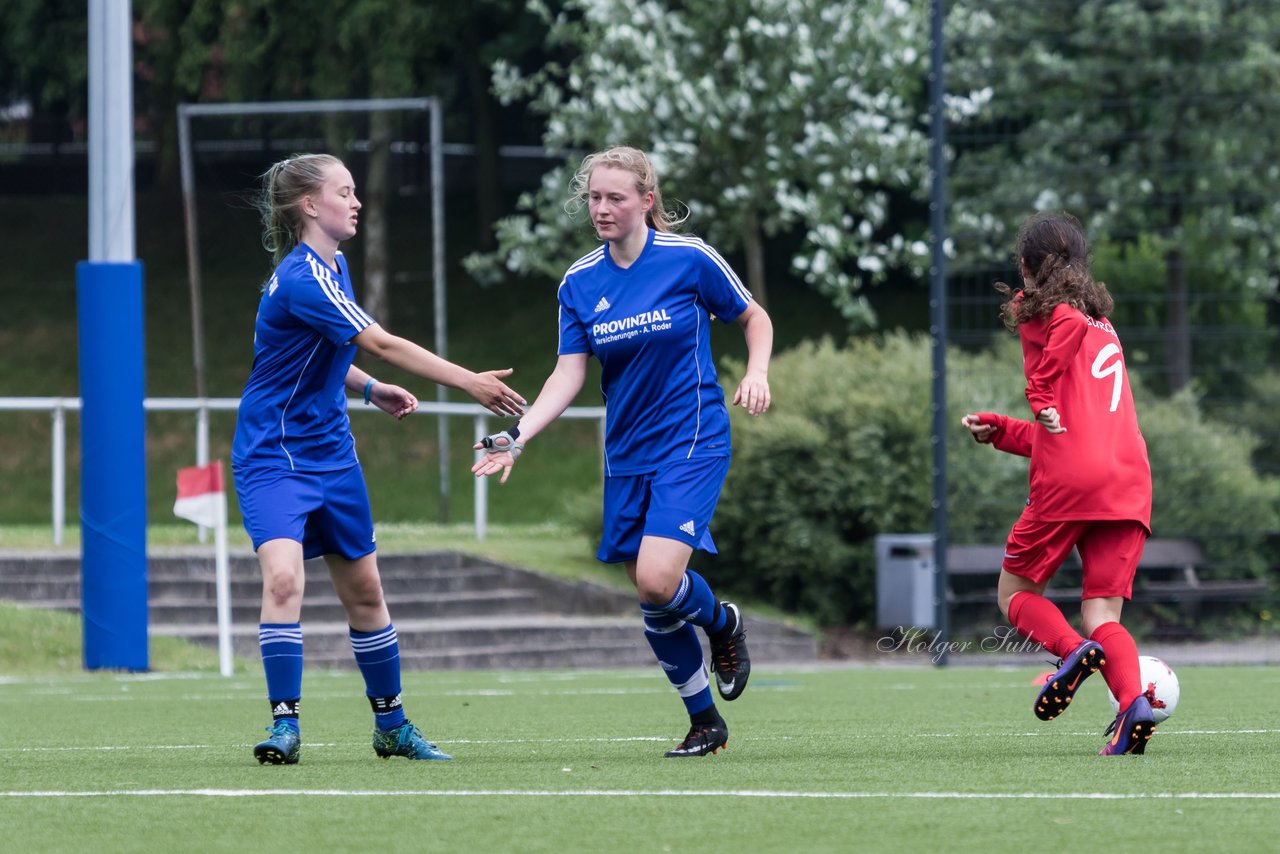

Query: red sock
[1007,592,1085,660]
[1091,621,1141,710]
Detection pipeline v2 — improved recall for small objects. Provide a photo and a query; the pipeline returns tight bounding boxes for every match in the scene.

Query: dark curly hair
[995,211,1114,330]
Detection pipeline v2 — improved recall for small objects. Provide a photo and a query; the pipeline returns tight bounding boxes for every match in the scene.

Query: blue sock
[350,624,407,731]
[259,623,303,731]
[641,607,714,715]
[654,570,726,633]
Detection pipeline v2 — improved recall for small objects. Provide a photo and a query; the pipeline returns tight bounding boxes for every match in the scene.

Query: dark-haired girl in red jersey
[962,211,1156,756]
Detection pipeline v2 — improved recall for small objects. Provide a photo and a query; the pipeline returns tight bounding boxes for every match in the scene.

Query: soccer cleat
[709,602,751,702]
[664,720,729,758]
[1099,694,1156,756]
[1034,639,1105,721]
[372,721,453,761]
[253,720,300,765]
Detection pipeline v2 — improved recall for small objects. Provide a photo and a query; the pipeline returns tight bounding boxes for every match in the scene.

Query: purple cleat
[1099,694,1156,755]
[1034,639,1105,721]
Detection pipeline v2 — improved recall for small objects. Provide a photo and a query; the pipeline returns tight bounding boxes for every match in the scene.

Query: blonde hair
[253,153,344,267]
[566,146,687,232]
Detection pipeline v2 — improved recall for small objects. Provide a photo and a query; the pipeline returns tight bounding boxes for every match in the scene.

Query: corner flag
[174,460,234,677]
[174,461,224,527]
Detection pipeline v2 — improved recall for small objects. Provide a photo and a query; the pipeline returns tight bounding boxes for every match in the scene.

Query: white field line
[2,788,1280,800]
[2,727,1277,754]
[0,685,808,703]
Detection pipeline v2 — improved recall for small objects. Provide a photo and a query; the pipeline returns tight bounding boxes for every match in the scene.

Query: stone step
[36,589,545,624]
[1,550,819,669]
[0,550,483,581]
[0,566,514,602]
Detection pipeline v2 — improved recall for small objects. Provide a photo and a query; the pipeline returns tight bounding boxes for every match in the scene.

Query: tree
[0,1,88,141]
[946,0,1280,393]
[468,0,937,325]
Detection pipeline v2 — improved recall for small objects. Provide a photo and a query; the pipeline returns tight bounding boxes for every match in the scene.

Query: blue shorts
[233,464,376,560]
[597,455,730,564]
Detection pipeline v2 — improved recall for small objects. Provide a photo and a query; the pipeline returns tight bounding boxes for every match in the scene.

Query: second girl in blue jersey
[472,146,774,757]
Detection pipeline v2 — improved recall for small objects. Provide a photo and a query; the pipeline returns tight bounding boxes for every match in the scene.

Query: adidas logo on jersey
[679,520,696,536]
[594,296,611,313]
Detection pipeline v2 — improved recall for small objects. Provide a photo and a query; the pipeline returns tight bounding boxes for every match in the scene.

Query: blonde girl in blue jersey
[233,153,525,765]
[472,146,773,757]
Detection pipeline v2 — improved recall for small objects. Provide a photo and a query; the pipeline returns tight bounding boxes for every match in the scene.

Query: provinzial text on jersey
[592,309,672,337]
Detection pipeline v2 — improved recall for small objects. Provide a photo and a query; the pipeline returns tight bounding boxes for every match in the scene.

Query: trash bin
[875,533,937,629]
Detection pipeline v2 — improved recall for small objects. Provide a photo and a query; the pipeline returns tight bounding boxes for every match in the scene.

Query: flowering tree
[468,0,934,326]
[947,0,1280,392]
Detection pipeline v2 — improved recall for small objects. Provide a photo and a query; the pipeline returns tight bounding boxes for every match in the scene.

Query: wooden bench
[946,538,1268,614]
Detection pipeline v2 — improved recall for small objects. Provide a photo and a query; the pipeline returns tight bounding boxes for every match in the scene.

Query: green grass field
[3,662,1278,853]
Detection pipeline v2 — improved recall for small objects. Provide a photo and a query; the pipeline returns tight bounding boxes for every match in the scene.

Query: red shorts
[1001,518,1148,600]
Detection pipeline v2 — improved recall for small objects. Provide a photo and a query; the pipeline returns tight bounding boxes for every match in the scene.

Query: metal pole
[196,403,209,543]
[177,106,207,400]
[928,0,951,665]
[474,414,488,540]
[214,482,233,677]
[430,99,450,522]
[88,1,134,262]
[81,0,148,671]
[52,404,65,546]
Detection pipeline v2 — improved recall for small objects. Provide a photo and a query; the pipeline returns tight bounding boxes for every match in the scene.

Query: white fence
[0,396,607,545]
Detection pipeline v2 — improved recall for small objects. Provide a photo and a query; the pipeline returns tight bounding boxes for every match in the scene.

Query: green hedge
[708,334,1280,626]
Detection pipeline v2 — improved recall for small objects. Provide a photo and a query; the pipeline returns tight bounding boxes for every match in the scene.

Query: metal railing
[0,396,607,545]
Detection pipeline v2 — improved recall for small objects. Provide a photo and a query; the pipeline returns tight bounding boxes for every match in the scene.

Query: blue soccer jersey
[232,243,375,472]
[557,229,753,475]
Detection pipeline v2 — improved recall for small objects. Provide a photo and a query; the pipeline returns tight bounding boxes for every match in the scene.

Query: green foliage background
[708,335,1280,626]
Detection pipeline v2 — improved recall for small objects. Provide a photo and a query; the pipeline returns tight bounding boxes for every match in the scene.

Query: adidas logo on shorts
[679,520,696,536]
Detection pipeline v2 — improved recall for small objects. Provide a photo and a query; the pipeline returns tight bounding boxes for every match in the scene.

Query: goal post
[176,98,455,520]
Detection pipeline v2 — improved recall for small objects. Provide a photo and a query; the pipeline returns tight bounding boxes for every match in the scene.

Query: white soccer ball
[1108,655,1180,723]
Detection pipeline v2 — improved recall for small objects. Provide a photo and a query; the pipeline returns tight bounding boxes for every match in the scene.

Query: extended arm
[352,323,525,417]
[472,353,590,483]
[962,412,1034,457]
[732,301,773,416]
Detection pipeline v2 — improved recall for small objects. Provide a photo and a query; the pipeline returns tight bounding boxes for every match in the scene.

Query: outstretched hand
[370,382,418,420]
[467,368,526,417]
[472,447,518,484]
[472,427,524,484]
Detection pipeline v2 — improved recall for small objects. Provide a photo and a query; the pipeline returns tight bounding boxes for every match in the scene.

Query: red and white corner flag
[174,461,225,527]
[174,460,234,677]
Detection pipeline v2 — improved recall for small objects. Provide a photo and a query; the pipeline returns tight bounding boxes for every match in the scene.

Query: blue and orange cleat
[1099,694,1156,755]
[372,721,453,761]
[1034,639,1105,721]
[253,720,300,765]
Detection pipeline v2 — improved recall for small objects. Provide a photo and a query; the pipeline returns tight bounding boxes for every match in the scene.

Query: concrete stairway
[0,550,818,669]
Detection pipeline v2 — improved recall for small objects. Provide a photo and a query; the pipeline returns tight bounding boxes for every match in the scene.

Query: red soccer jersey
[978,302,1152,529]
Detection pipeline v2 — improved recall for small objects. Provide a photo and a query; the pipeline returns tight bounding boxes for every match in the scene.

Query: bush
[713,335,935,625]
[711,333,1279,627]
